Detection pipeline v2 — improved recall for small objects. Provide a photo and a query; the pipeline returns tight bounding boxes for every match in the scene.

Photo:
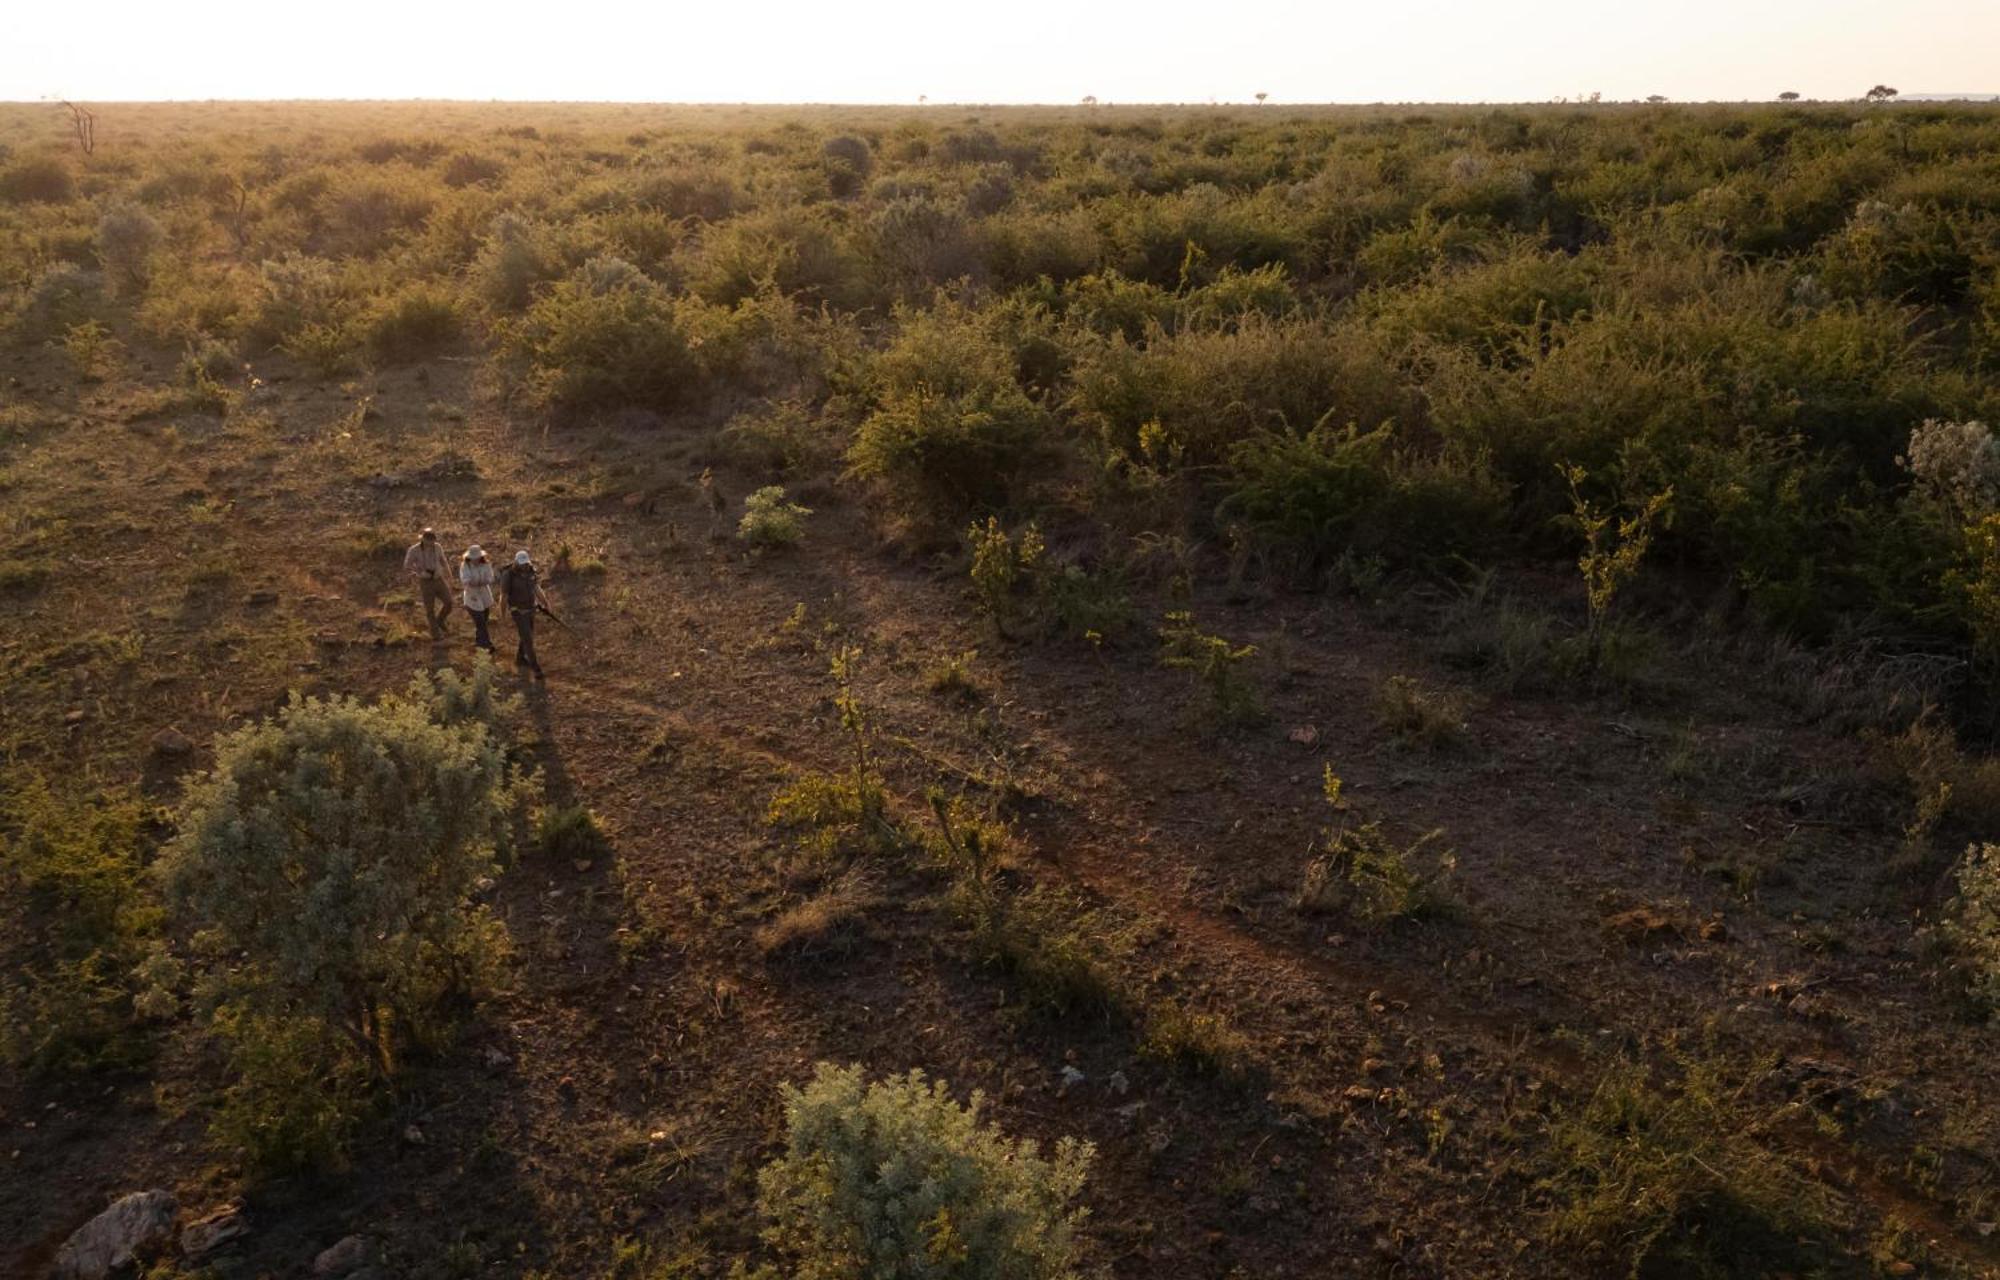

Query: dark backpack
[501,565,538,610]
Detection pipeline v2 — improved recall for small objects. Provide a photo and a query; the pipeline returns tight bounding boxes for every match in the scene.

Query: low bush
[0,154,75,203]
[535,804,611,863]
[754,1062,1095,1280]
[96,204,163,292]
[363,284,462,363]
[1219,419,1510,573]
[159,664,525,1168]
[738,485,813,547]
[499,261,702,418]
[848,382,1053,529]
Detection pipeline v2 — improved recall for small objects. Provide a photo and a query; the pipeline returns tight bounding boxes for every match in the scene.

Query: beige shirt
[405,540,451,580]
[459,558,496,611]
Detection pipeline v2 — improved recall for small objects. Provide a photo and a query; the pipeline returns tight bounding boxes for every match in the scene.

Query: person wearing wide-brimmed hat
[404,526,455,641]
[459,543,496,653]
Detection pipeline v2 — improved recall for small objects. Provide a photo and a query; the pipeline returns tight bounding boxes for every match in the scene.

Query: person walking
[404,526,455,641]
[497,549,549,679]
[459,544,496,653]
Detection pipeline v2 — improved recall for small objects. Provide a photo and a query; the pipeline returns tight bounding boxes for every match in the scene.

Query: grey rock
[53,1189,178,1280]
[313,1234,381,1277]
[149,727,194,758]
[179,1204,247,1258]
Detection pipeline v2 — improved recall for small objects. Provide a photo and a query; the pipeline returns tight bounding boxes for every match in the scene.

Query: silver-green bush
[755,1062,1095,1280]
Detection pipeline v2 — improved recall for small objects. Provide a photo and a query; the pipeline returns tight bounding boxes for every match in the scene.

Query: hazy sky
[2,0,1994,104]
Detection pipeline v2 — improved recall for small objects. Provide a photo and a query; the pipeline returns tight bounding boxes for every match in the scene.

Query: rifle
[535,602,573,631]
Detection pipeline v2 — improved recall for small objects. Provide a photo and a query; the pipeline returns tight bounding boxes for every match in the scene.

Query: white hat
[514,550,531,565]
[466,544,484,558]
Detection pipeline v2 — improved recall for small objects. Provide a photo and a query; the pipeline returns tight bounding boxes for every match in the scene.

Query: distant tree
[1081,95,1097,107]
[1778,91,1801,102]
[1255,91,1268,105]
[1588,90,1602,104]
[1646,94,1668,104]
[1866,84,1899,103]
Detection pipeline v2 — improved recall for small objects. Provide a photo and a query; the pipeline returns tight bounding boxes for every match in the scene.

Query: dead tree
[60,101,96,155]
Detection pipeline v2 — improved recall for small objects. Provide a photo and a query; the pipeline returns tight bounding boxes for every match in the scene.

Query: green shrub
[500,262,702,418]
[472,213,562,312]
[364,284,461,363]
[1220,419,1508,573]
[848,383,1053,528]
[0,155,75,203]
[161,664,524,1090]
[755,1063,1095,1280]
[739,485,813,547]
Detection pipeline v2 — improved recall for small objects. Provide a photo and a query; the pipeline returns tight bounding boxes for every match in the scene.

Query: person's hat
[421,526,436,539]
[466,544,484,559]
[514,550,531,565]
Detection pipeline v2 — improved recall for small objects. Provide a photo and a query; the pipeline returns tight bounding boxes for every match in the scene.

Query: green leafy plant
[739,485,813,547]
[1561,464,1671,672]
[1295,767,1457,924]
[1158,610,1259,724]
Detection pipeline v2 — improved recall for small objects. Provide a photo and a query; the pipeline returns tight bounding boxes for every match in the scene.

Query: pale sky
[1,0,1994,105]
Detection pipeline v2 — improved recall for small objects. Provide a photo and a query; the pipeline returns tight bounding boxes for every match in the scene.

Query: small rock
[1287,724,1320,747]
[402,1124,425,1145]
[180,1204,247,1259]
[313,1233,380,1277]
[150,726,194,758]
[54,1189,178,1280]
[482,1046,512,1069]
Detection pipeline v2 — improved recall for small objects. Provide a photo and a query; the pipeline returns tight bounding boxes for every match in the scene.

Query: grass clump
[1542,1054,1835,1279]
[536,804,611,863]
[752,1062,1094,1280]
[1374,674,1471,750]
[1295,768,1457,925]
[755,867,878,959]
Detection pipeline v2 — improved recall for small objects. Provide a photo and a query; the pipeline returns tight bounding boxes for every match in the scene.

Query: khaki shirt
[405,540,451,580]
